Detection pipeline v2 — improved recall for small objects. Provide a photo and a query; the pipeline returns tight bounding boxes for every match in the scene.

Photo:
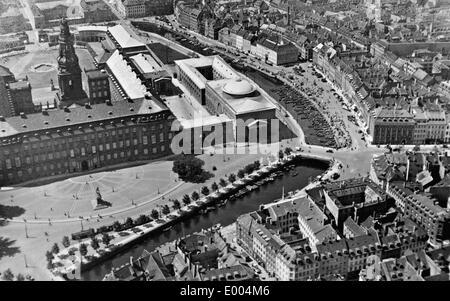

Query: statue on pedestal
[91,186,111,210]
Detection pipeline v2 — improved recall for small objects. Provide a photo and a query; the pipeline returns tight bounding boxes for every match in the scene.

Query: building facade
[85,69,111,104]
[370,108,415,145]
[116,0,146,18]
[0,98,174,185]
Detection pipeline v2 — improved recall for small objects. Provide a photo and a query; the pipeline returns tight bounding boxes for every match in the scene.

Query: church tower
[56,18,85,107]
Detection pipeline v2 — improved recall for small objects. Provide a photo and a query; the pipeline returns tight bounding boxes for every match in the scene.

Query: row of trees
[168,175,233,209]
[1,269,26,281]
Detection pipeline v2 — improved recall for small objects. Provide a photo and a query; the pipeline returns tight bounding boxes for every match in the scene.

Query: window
[81,148,86,156]
[161,145,165,152]
[143,136,148,145]
[126,140,130,147]
[99,145,103,151]
[106,143,110,150]
[92,146,96,154]
[5,159,12,169]
[144,148,148,155]
[133,139,138,145]
[151,135,156,144]
[70,150,75,158]
[159,133,164,142]
[134,149,138,155]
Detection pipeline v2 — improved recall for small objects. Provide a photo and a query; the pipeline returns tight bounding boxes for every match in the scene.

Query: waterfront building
[104,249,175,281]
[104,228,255,281]
[236,192,430,281]
[175,1,211,35]
[175,56,239,105]
[176,55,278,143]
[258,196,337,247]
[256,35,298,66]
[369,108,415,145]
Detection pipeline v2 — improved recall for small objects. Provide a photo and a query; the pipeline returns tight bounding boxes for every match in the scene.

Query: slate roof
[0,97,168,138]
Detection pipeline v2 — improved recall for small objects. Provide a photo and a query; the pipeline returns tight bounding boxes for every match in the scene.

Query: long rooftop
[108,25,146,50]
[106,50,147,101]
[0,97,168,139]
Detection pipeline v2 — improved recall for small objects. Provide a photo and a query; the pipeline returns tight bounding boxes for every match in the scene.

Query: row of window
[2,127,170,155]
[0,146,168,178]
[1,138,170,169]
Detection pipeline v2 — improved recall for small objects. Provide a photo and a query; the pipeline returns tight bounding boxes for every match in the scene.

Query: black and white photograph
[0,0,449,287]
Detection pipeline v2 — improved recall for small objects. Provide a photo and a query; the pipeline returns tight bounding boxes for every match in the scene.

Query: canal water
[82,159,328,280]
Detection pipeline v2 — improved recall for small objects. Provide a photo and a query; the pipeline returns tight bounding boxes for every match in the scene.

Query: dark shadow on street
[0,237,20,260]
[0,204,25,219]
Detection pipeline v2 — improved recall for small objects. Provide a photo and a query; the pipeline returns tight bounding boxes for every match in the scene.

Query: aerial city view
[0,0,450,284]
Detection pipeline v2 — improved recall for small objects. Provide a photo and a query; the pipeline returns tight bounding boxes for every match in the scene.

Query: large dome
[222,78,256,96]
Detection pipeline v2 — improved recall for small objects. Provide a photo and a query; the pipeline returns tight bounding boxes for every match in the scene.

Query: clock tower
[56,18,85,107]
